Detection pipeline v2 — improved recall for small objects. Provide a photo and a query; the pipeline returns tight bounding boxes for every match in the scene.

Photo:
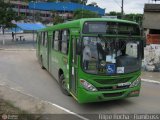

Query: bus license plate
[118,82,131,87]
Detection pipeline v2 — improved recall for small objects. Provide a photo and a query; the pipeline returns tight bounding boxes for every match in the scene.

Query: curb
[0,84,66,114]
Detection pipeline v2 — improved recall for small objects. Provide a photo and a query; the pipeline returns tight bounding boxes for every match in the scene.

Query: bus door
[70,36,79,96]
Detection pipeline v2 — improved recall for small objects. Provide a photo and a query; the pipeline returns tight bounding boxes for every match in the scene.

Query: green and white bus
[36,18,144,103]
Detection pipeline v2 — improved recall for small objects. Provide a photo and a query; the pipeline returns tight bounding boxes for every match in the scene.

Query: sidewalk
[0,84,83,120]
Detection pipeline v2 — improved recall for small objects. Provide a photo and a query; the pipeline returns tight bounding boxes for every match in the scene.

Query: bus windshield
[82,37,142,75]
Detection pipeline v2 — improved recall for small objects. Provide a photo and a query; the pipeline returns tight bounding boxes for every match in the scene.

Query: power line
[112,0,124,19]
[113,0,121,7]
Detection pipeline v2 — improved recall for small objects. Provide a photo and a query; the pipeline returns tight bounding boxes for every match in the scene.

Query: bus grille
[103,92,124,97]
[94,77,132,85]
[97,85,129,91]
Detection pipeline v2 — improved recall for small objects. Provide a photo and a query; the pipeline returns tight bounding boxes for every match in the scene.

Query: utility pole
[121,0,124,19]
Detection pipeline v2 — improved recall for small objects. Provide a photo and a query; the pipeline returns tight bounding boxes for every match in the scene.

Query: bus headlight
[130,77,141,88]
[80,79,98,92]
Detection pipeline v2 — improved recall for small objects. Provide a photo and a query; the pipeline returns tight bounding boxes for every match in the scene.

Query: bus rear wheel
[60,74,70,96]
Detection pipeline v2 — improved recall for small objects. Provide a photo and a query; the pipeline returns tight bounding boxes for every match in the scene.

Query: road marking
[0,84,89,120]
[141,78,160,84]
[46,101,89,120]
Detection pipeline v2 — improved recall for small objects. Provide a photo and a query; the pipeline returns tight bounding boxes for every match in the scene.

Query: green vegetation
[52,9,99,24]
[0,0,22,33]
[107,11,143,25]
[73,9,100,19]
[124,13,143,25]
[53,15,64,25]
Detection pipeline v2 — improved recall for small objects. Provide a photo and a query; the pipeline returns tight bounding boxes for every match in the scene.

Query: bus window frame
[61,29,70,55]
[41,32,43,46]
[58,30,62,51]
[38,32,42,45]
[53,30,60,51]
[42,32,46,46]
[52,31,55,49]
[52,29,70,55]
[44,32,48,47]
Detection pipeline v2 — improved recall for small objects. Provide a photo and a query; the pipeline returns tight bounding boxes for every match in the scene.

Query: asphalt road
[0,50,160,116]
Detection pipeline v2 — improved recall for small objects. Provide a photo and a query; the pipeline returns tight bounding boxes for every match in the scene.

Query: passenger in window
[83,39,91,70]
[97,42,105,60]
[62,42,67,54]
[117,50,122,56]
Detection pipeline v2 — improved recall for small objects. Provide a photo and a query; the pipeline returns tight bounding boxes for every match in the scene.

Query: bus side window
[38,32,41,45]
[41,32,43,45]
[52,31,54,49]
[43,32,45,46]
[54,31,59,50]
[37,32,39,43]
[44,32,48,47]
[61,30,69,54]
[58,31,62,51]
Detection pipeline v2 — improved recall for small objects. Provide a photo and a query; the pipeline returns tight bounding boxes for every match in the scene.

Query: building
[5,0,31,22]
[7,0,105,23]
[143,3,160,44]
[28,2,105,23]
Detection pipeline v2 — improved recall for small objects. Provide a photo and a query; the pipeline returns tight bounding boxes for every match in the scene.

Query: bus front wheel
[60,74,70,96]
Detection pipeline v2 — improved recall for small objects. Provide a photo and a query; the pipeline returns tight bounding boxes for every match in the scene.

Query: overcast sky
[87,0,160,14]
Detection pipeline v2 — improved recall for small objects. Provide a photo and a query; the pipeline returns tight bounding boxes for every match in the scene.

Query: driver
[83,38,91,70]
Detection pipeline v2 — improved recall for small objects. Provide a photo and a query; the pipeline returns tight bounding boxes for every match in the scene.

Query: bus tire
[40,56,45,69]
[60,74,70,96]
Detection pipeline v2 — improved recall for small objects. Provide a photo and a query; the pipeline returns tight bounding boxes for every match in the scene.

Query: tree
[73,9,99,19]
[124,13,143,25]
[107,11,143,25]
[107,11,122,18]
[53,14,64,24]
[35,12,43,22]
[0,0,21,34]
[88,2,98,7]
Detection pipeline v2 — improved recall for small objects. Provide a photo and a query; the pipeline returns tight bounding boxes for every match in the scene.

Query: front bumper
[77,84,141,103]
